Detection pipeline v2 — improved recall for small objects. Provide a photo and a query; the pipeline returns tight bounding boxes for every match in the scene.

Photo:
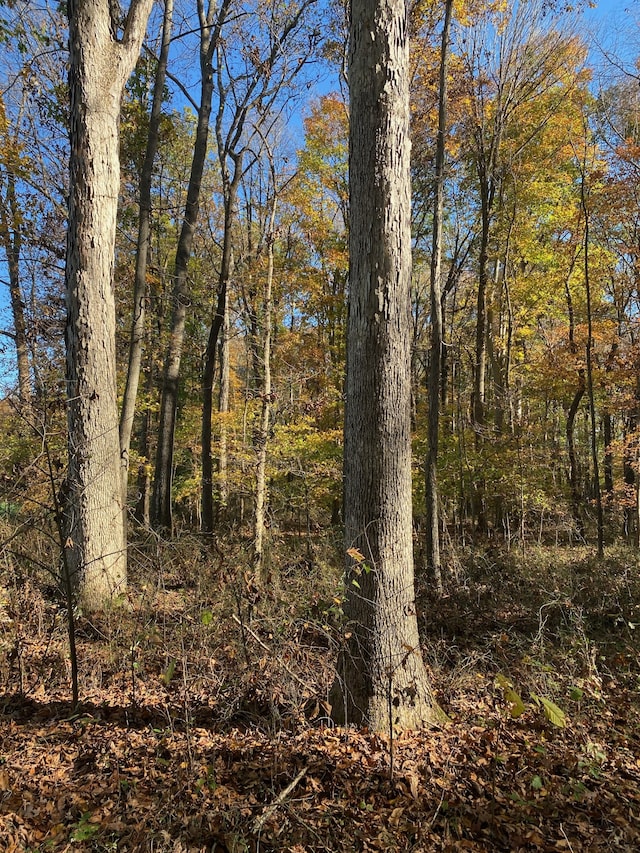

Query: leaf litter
[1,544,640,851]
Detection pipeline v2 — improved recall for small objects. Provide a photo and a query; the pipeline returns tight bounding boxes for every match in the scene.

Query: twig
[231,614,308,689]
[252,766,308,834]
[559,824,575,853]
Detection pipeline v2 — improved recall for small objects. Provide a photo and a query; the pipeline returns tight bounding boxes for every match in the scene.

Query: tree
[0,92,31,406]
[457,0,586,530]
[252,152,277,581]
[119,0,174,498]
[152,0,231,532]
[65,0,153,611]
[200,0,318,534]
[578,135,605,557]
[330,0,438,731]
[424,0,453,592]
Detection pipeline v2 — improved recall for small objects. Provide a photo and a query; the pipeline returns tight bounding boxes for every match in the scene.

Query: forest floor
[1,537,640,851]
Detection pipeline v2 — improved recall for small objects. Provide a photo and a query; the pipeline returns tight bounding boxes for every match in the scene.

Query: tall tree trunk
[254,196,277,582]
[566,377,585,539]
[623,416,636,542]
[152,0,229,531]
[472,181,492,535]
[201,0,315,532]
[330,0,437,732]
[563,236,584,538]
[603,343,617,500]
[424,0,453,592]
[134,325,155,528]
[603,412,614,498]
[217,284,231,510]
[65,0,153,611]
[120,0,173,494]
[581,169,604,557]
[0,169,31,406]
[201,153,243,534]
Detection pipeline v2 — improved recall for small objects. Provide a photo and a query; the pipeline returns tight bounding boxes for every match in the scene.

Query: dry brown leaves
[1,692,640,852]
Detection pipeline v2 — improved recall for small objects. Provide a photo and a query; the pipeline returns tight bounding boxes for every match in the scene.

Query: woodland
[1,0,640,850]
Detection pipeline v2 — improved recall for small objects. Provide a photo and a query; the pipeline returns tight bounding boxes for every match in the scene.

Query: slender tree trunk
[0,170,31,405]
[424,0,453,592]
[201,155,243,534]
[603,412,613,497]
[330,0,437,732]
[152,3,226,531]
[134,405,152,527]
[65,0,153,611]
[201,0,314,532]
[472,190,491,535]
[473,179,491,447]
[603,343,617,500]
[566,378,585,538]
[120,0,173,493]
[254,197,277,582]
[581,171,604,557]
[623,416,636,542]
[217,284,230,510]
[563,236,583,538]
[134,329,155,527]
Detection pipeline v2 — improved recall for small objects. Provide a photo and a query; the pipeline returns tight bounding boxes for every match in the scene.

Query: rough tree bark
[65,0,153,611]
[330,0,437,732]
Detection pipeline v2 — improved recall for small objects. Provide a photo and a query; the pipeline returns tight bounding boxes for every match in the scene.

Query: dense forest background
[3,0,640,558]
[2,0,640,559]
[2,1,640,850]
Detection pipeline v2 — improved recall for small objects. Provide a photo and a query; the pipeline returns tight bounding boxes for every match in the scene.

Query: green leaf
[496,674,526,718]
[531,775,544,790]
[531,692,566,728]
[70,813,99,841]
[201,609,213,626]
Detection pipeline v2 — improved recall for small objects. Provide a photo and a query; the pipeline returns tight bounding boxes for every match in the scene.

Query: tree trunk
[217,283,231,510]
[65,0,153,611]
[254,196,277,582]
[119,0,173,494]
[581,170,604,557]
[134,328,155,528]
[0,169,31,406]
[424,0,453,592]
[474,202,489,441]
[472,181,492,535]
[623,421,636,542]
[603,412,613,498]
[566,377,585,539]
[201,154,243,534]
[330,0,437,732]
[152,1,225,531]
[201,0,313,532]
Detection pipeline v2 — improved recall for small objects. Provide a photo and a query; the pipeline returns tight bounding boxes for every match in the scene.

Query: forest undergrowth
[1,534,640,852]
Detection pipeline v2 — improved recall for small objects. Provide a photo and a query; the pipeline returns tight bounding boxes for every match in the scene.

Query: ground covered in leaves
[1,539,640,851]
